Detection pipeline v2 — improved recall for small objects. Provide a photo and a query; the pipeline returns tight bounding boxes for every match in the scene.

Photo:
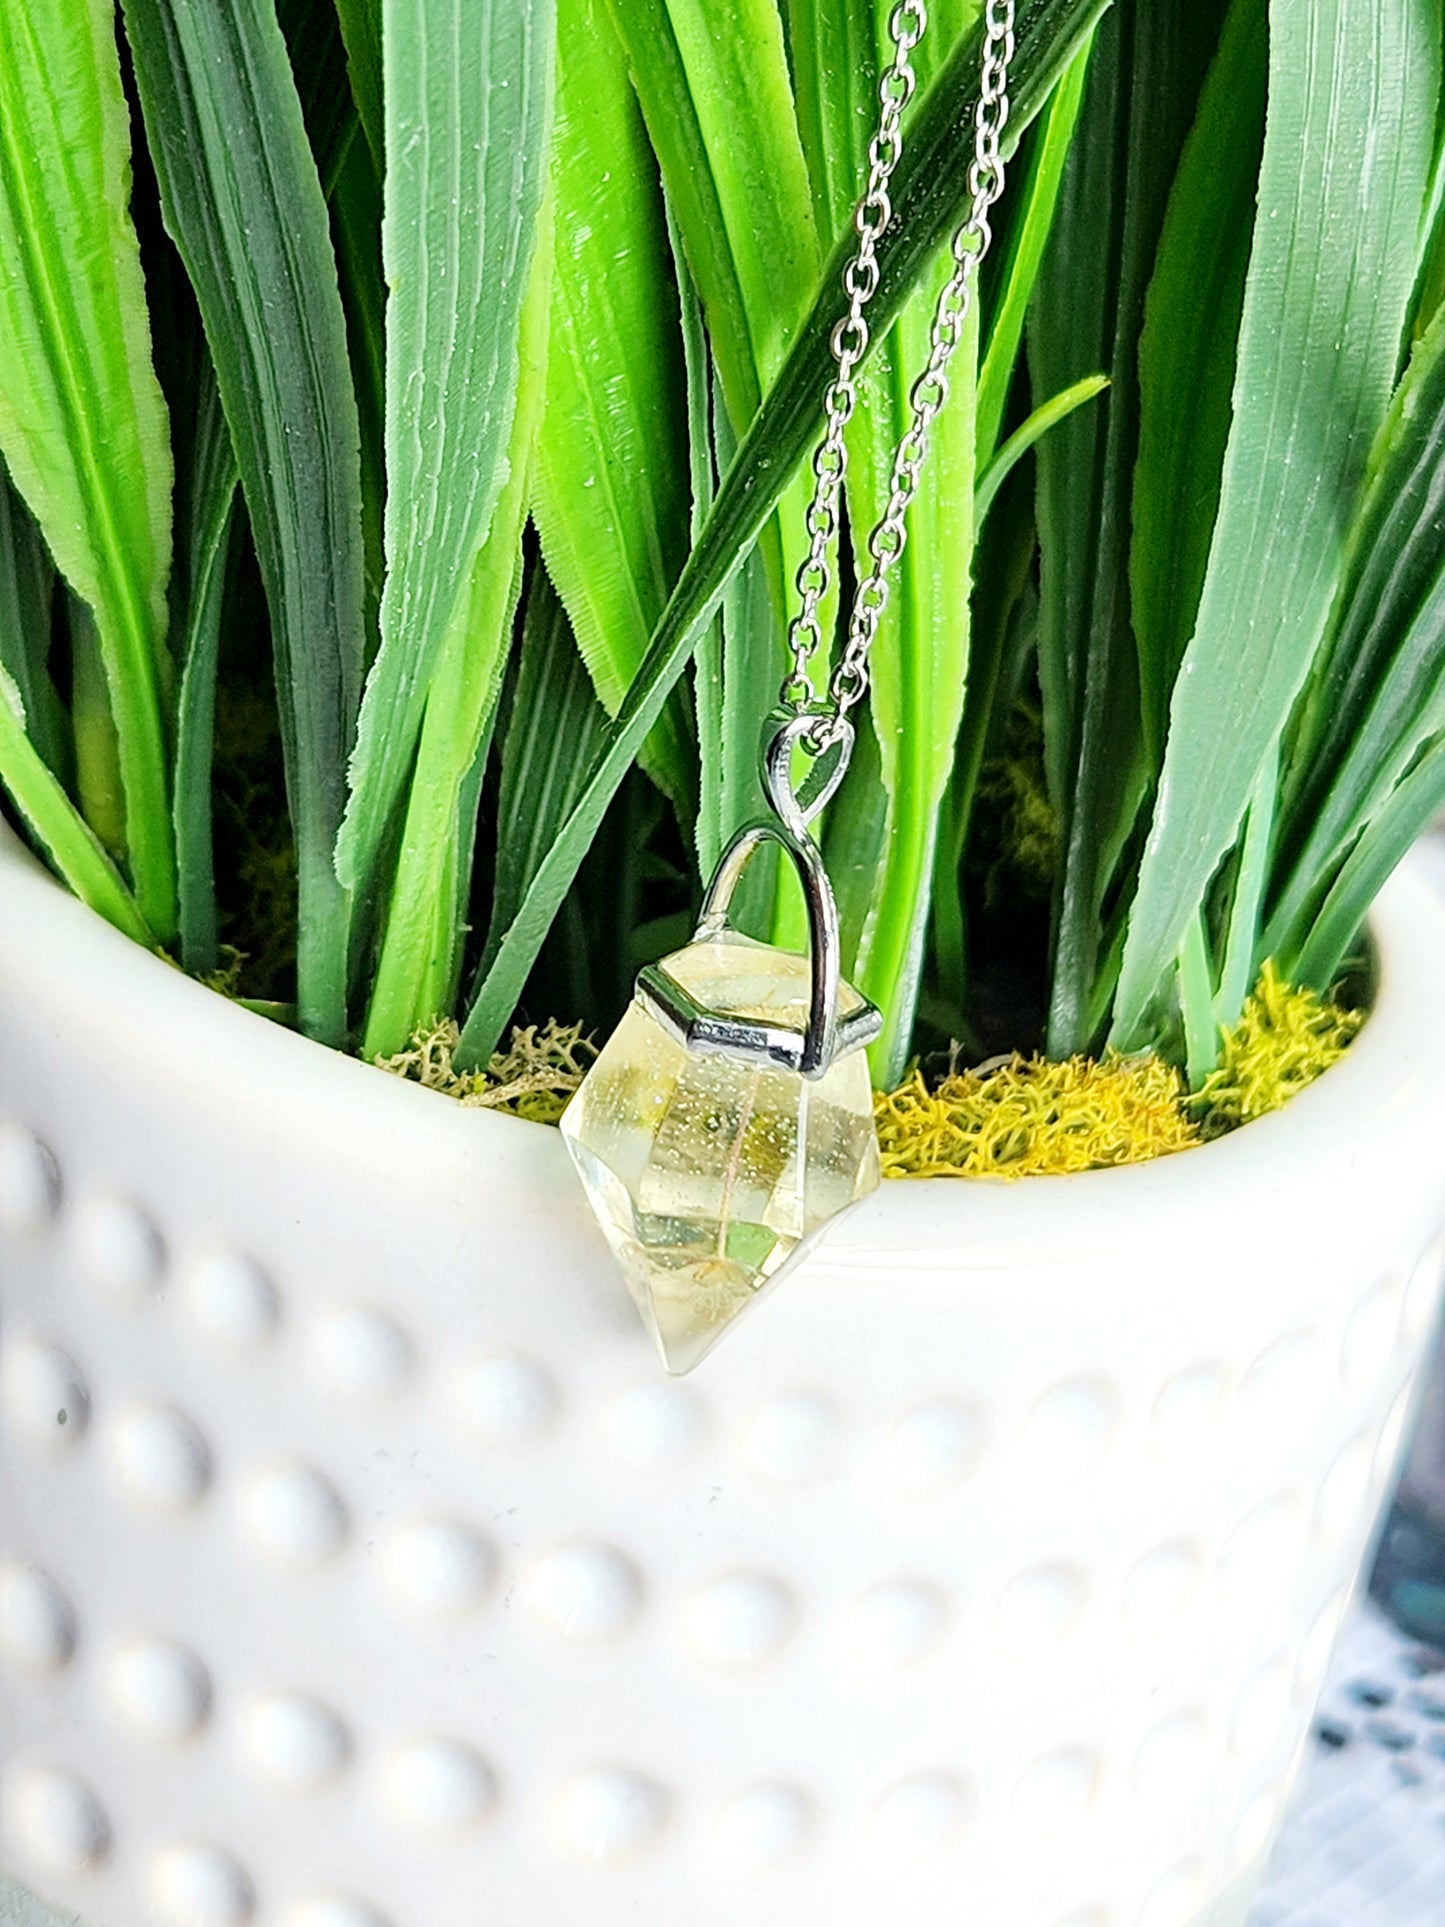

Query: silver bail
[635,709,882,1077]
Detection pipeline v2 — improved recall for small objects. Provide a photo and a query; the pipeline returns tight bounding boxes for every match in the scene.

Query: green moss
[973,701,1059,905]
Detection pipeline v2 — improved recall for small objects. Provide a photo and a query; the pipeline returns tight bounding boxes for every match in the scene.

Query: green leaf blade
[975,28,1094,471]
[69,590,126,858]
[700,371,779,937]
[531,0,693,810]
[609,0,827,922]
[609,0,818,426]
[361,218,554,1059]
[486,566,611,977]
[333,0,384,166]
[848,292,979,1085]
[123,0,368,1043]
[678,202,728,882]
[0,670,153,947]
[975,373,1109,525]
[0,458,62,781]
[1293,735,1445,990]
[172,375,239,976]
[0,0,175,935]
[1130,0,1266,765]
[1112,0,1440,1047]
[1270,301,1445,953]
[783,0,878,243]
[1031,0,1221,1055]
[330,129,387,627]
[336,0,556,918]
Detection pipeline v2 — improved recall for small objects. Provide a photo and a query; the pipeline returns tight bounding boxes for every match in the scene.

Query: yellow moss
[376,1017,597,1124]
[1192,960,1363,1138]
[376,960,1360,1156]
[876,962,1364,1177]
[875,1051,1201,1179]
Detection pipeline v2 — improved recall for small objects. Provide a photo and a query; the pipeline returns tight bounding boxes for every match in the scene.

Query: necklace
[562,0,1018,1372]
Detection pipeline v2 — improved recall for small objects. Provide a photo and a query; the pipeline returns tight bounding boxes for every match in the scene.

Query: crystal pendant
[560,932,881,1374]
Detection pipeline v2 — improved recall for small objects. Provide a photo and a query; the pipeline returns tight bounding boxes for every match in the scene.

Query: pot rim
[3,819,1444,1271]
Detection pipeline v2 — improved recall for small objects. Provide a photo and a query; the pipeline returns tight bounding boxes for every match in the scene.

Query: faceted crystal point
[560,933,881,1374]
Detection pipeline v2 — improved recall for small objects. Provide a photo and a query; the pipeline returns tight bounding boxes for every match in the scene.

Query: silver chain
[781,0,1017,743]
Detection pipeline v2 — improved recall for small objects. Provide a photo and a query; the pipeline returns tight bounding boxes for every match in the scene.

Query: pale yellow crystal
[560,934,881,1373]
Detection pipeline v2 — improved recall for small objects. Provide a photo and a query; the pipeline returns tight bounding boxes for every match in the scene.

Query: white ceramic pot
[2,824,1445,1927]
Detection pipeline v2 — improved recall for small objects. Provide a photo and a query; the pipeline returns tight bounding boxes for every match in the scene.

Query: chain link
[780,0,925,713]
[781,0,1017,741]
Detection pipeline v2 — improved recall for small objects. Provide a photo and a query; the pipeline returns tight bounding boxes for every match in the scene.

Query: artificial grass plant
[0,0,1443,1159]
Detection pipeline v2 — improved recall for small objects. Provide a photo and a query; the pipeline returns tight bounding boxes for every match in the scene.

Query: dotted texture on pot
[2,831,1445,1927]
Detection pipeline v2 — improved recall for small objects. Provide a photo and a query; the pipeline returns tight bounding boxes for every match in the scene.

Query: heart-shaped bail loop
[762,707,855,840]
